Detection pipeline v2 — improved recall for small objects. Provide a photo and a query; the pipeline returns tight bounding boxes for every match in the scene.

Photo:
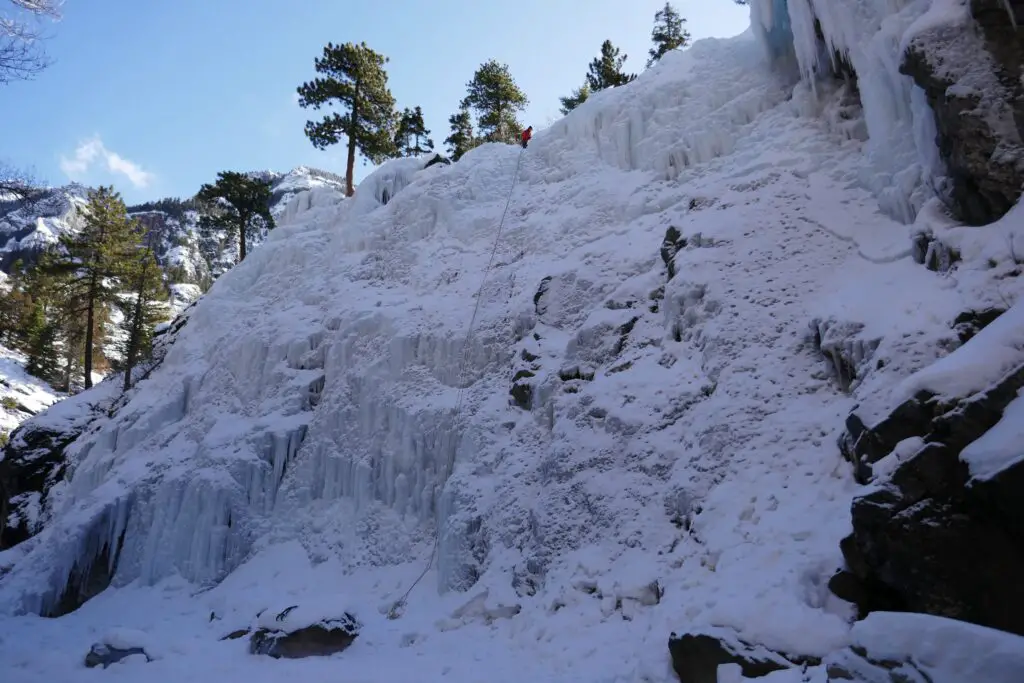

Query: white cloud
[59,136,154,188]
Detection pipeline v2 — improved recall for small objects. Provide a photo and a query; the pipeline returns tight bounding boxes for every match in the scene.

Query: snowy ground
[0,345,61,436]
[2,13,1023,683]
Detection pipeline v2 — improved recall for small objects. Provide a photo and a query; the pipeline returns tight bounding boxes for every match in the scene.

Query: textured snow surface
[0,344,62,435]
[0,6,1022,682]
[849,612,1024,682]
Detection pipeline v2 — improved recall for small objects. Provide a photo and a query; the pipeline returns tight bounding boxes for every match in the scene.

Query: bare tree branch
[1,0,64,84]
[0,160,41,200]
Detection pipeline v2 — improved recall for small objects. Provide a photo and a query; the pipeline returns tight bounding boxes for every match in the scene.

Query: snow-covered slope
[0,345,62,438]
[1,6,1023,683]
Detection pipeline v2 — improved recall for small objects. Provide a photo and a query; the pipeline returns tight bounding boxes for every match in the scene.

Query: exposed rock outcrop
[900,0,1024,225]
[249,612,360,659]
[834,340,1024,634]
[84,642,152,669]
[667,628,819,683]
[0,424,80,550]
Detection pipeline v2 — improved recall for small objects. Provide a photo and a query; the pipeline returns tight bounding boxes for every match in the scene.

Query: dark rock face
[835,359,1024,635]
[0,424,80,549]
[423,153,451,169]
[900,0,1024,225]
[249,613,360,659]
[667,629,818,683]
[84,643,151,668]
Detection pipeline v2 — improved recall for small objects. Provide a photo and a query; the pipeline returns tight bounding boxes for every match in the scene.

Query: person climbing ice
[520,126,532,149]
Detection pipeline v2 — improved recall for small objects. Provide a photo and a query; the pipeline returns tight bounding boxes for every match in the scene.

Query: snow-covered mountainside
[0,166,347,295]
[2,3,1024,682]
[0,344,61,438]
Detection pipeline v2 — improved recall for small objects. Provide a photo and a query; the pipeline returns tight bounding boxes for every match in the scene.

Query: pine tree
[197,171,275,263]
[297,42,398,196]
[394,106,434,156]
[119,239,169,392]
[44,186,139,389]
[559,82,591,115]
[23,306,60,384]
[647,3,691,67]
[444,106,477,161]
[461,60,529,144]
[586,40,636,92]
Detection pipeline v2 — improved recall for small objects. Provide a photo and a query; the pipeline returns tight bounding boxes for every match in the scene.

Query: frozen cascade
[751,0,944,223]
[2,9,993,630]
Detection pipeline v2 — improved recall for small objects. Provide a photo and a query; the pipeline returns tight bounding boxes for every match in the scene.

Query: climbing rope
[387,148,526,619]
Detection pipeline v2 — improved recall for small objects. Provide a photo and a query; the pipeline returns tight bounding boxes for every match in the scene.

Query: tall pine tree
[444,106,477,161]
[197,172,275,263]
[559,82,591,115]
[297,41,398,196]
[587,40,636,92]
[394,106,434,156]
[647,3,691,67]
[118,238,169,392]
[45,186,138,389]
[461,60,528,144]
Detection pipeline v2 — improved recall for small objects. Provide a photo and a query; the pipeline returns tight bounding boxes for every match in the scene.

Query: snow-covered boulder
[248,603,360,659]
[833,303,1024,636]
[824,612,1024,682]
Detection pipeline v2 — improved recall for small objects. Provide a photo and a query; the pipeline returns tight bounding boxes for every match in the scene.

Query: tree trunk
[238,210,248,262]
[345,137,357,196]
[123,290,143,393]
[83,274,97,389]
[345,80,360,197]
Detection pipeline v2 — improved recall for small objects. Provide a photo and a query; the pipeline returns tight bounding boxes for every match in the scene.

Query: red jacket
[521,128,532,143]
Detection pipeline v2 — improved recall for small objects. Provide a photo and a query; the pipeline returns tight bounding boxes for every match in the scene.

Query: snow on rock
[893,301,1024,405]
[0,9,1020,683]
[825,611,1024,682]
[959,390,1024,480]
[0,185,89,270]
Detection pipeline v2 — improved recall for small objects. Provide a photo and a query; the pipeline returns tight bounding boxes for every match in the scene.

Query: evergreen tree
[559,82,591,115]
[647,3,691,67]
[461,59,529,144]
[0,260,27,346]
[444,106,477,161]
[297,41,398,196]
[586,40,636,92]
[119,239,169,392]
[45,186,139,389]
[197,171,275,263]
[394,106,434,156]
[23,307,60,384]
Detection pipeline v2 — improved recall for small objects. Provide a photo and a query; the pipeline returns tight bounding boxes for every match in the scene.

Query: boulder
[84,643,151,668]
[667,628,818,683]
[834,359,1024,634]
[249,612,360,659]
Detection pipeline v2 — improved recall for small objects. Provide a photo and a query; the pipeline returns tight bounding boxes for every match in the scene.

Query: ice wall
[750,0,944,222]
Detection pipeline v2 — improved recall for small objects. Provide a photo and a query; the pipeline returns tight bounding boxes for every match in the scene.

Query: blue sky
[1,0,749,204]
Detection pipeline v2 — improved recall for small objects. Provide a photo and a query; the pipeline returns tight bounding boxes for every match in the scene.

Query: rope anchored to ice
[387,147,526,620]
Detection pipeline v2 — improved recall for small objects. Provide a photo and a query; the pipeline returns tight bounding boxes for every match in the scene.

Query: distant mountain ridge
[0,166,347,298]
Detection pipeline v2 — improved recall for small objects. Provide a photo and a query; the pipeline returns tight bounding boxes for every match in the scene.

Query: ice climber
[521,126,532,149]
